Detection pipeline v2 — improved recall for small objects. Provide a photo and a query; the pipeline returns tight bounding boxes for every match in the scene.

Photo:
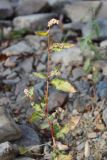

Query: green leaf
[40,122,49,129]
[33,72,47,79]
[53,123,61,136]
[35,31,48,36]
[50,68,61,77]
[56,125,69,139]
[33,104,42,112]
[51,43,75,52]
[92,67,100,83]
[83,58,92,73]
[19,146,28,155]
[29,87,34,97]
[51,78,76,93]
[30,111,44,122]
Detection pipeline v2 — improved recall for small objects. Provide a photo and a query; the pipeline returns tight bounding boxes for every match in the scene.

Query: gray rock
[97,2,107,19]
[36,63,46,72]
[20,57,33,73]
[3,77,20,85]
[70,67,85,81]
[82,19,107,39]
[0,142,15,160]
[13,13,55,30]
[15,158,35,160]
[100,40,107,48]
[0,0,13,19]
[14,125,41,156]
[4,56,18,68]
[15,0,48,16]
[73,95,92,113]
[7,72,17,79]
[0,106,21,142]
[2,41,33,56]
[48,89,68,112]
[74,79,90,94]
[2,69,11,77]
[25,35,46,52]
[103,108,107,125]
[14,124,40,147]
[94,60,107,76]
[77,142,85,151]
[64,1,101,22]
[52,47,83,67]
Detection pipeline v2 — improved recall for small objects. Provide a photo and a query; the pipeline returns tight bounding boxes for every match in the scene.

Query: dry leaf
[84,141,90,158]
[56,154,73,160]
[56,141,68,151]
[67,116,81,131]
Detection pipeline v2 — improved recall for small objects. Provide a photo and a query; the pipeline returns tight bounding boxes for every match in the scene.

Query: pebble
[96,79,107,99]
[102,108,107,125]
[0,142,15,160]
[0,106,21,142]
[87,132,97,139]
[52,47,83,66]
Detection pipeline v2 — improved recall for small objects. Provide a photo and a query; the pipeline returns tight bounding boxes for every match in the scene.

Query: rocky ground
[1,0,107,160]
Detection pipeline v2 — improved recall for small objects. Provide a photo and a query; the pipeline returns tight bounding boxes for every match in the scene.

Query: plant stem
[45,28,56,147]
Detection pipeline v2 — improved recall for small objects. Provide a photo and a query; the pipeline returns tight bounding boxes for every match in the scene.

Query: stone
[2,69,11,77]
[14,124,41,147]
[2,41,32,56]
[15,158,35,160]
[25,35,44,51]
[0,142,15,160]
[0,97,10,106]
[20,57,33,73]
[87,132,97,139]
[3,27,12,38]
[73,95,92,113]
[74,79,90,94]
[64,1,101,22]
[100,40,107,48]
[48,89,68,112]
[52,47,83,67]
[97,2,107,19]
[103,108,107,125]
[82,19,107,39]
[0,0,13,19]
[4,56,17,68]
[0,106,21,142]
[3,77,20,85]
[77,142,84,151]
[13,13,55,30]
[36,63,46,72]
[96,79,107,99]
[15,0,48,16]
[70,67,85,81]
[14,125,41,156]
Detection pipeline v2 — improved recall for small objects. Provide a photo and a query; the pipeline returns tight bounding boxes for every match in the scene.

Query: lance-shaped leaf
[35,31,48,36]
[51,43,75,52]
[83,58,92,73]
[33,72,47,79]
[51,78,76,93]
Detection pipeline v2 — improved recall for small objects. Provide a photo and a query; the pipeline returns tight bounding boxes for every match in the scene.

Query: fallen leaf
[56,141,68,151]
[67,116,81,131]
[51,78,76,93]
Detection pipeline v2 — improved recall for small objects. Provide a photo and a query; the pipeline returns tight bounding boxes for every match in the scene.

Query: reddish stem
[45,29,56,147]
